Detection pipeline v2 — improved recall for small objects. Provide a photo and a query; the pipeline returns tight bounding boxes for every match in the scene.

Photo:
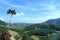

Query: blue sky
[0,0,60,23]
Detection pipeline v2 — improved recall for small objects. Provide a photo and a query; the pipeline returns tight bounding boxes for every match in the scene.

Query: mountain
[24,18,60,31]
[45,18,60,27]
[12,23,33,30]
[24,23,50,31]
[12,23,32,27]
[0,20,7,25]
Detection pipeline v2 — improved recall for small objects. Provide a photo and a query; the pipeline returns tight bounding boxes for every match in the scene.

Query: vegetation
[0,9,60,40]
[24,23,59,31]
[0,20,7,25]
[0,20,60,40]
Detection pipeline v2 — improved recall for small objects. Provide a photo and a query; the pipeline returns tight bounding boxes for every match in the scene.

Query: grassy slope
[15,26,25,31]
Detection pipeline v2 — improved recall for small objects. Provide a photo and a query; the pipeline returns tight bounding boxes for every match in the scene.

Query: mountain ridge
[0,20,7,25]
[44,18,60,27]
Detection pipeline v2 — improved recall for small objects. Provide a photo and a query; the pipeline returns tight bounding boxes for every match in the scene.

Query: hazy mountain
[45,18,60,27]
[0,20,7,25]
[12,23,34,28]
[24,18,60,31]
[1,17,60,28]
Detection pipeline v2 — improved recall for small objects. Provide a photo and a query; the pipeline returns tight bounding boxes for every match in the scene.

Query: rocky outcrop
[1,30,22,40]
[8,30,22,40]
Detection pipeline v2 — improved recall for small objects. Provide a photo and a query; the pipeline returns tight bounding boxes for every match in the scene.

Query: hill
[0,20,7,25]
[12,23,33,30]
[24,18,60,31]
[12,23,31,27]
[45,18,60,27]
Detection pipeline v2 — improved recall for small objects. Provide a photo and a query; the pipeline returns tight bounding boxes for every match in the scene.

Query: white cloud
[20,12,24,16]
[0,17,4,21]
[16,14,20,16]
[38,3,56,11]
[15,12,24,16]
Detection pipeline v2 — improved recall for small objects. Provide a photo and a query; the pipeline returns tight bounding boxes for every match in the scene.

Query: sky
[0,0,60,23]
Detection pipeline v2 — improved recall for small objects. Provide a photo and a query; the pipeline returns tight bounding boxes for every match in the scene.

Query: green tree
[49,24,57,30]
[7,9,16,27]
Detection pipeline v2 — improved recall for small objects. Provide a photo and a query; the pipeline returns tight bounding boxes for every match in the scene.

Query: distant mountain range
[24,18,60,31]
[1,18,60,27]
[12,23,32,27]
[45,18,60,27]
